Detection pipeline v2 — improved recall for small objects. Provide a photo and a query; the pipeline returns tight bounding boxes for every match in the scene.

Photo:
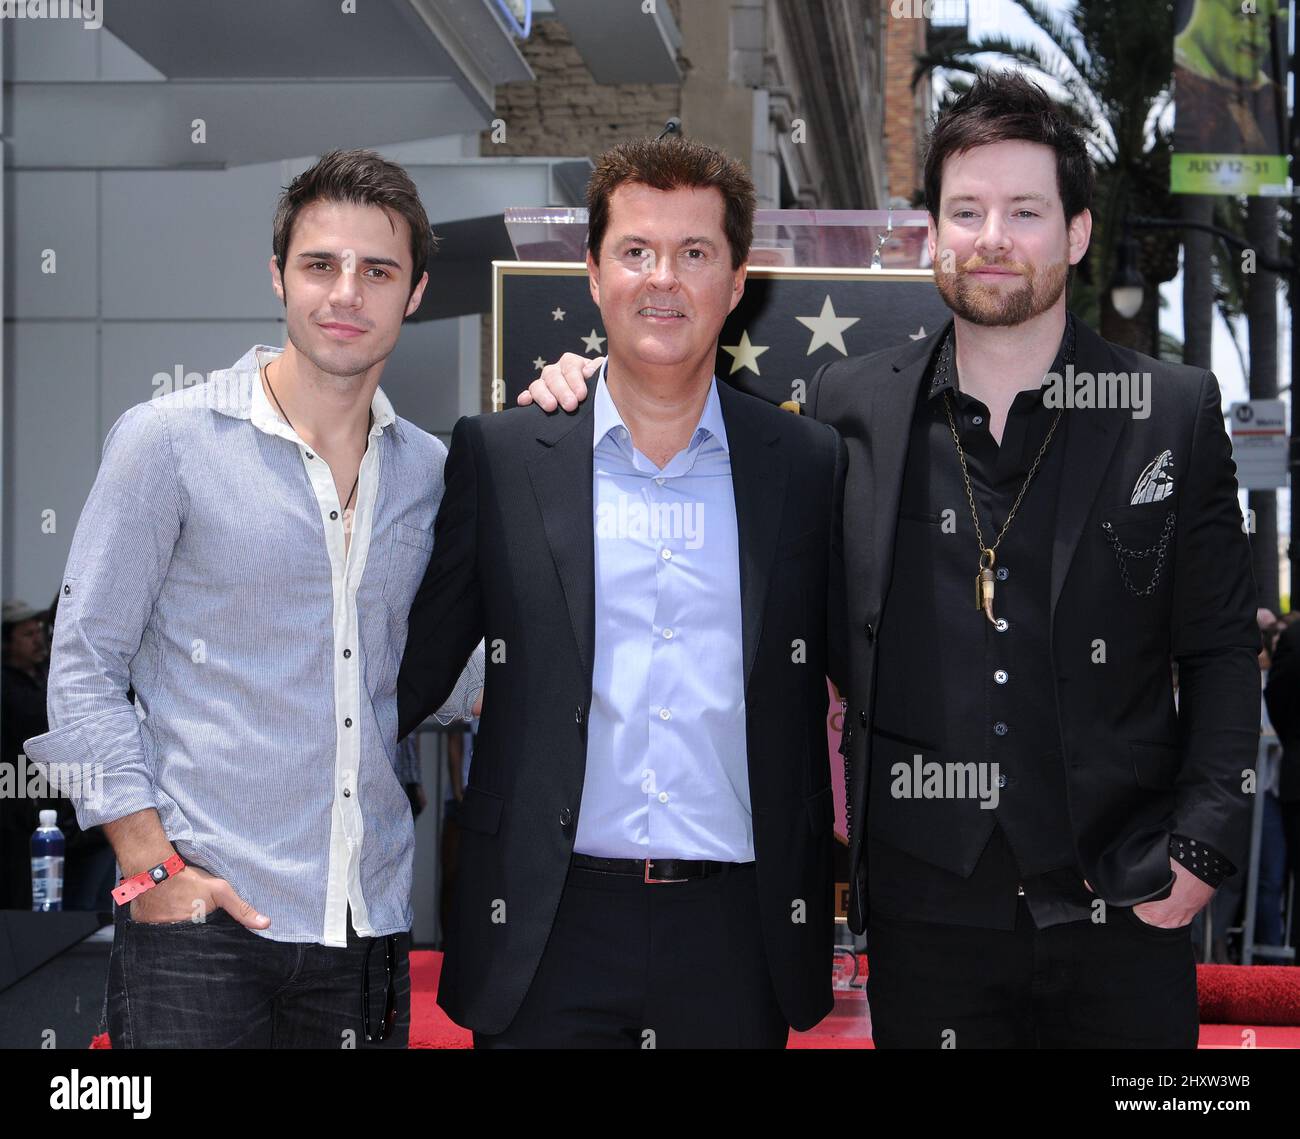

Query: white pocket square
[1131,449,1174,504]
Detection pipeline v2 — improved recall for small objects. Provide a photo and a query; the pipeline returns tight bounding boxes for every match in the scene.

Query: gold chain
[936,331,1064,561]
[943,391,1062,559]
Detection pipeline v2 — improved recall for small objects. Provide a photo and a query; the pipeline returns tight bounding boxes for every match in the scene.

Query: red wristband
[111,853,186,906]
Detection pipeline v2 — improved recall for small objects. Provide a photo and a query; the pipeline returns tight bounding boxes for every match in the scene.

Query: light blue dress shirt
[576,367,753,862]
[23,346,483,945]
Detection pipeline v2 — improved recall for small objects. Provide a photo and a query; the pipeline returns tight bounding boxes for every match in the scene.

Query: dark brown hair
[272,149,436,295]
[586,136,756,269]
[923,72,1094,225]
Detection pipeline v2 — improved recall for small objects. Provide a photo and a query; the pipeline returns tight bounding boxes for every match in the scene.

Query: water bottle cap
[39,809,57,827]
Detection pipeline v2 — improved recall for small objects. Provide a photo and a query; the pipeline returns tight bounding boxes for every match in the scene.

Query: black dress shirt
[869,318,1098,929]
[866,317,1231,929]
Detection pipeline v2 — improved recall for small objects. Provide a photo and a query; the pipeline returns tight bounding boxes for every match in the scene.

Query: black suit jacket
[811,319,1260,934]
[398,381,846,1034]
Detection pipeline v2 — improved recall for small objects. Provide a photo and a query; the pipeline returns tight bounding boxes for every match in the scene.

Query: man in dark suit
[819,76,1257,1050]
[525,74,1259,1048]
[398,135,844,1048]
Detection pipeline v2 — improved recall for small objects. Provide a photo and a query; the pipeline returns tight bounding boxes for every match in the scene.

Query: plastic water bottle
[31,810,65,912]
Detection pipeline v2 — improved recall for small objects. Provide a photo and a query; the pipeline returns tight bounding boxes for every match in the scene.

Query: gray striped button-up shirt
[24,345,483,946]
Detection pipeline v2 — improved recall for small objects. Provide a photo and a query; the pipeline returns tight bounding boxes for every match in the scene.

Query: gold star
[581,329,606,354]
[795,295,859,355]
[720,330,769,375]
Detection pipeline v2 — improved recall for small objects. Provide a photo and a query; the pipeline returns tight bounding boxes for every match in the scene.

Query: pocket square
[1131,449,1174,504]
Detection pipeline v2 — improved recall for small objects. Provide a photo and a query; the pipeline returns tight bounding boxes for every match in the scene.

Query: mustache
[960,256,1031,275]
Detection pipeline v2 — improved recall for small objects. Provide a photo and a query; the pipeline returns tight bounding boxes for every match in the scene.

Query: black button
[858,710,868,728]
[330,510,339,520]
[863,622,875,642]
[343,649,351,659]
[343,788,351,797]
[63,584,71,595]
[558,808,573,826]
[344,717,353,727]
[997,774,1008,789]
[575,706,584,725]
[995,567,1009,582]
[994,721,1008,736]
[306,453,314,460]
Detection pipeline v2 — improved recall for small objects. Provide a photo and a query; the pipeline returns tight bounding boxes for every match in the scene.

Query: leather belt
[571,853,739,884]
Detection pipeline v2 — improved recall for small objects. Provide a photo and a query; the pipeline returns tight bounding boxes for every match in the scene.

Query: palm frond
[1009,0,1093,80]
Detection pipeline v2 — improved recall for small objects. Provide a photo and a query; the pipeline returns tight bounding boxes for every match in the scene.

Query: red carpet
[410,951,472,1049]
[1196,964,1300,1026]
[88,952,1300,1048]
[404,952,1300,1049]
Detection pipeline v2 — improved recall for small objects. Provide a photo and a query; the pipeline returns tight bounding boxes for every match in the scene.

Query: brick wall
[479,10,683,160]
[882,4,928,205]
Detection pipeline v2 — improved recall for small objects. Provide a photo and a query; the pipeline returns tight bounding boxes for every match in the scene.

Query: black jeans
[105,902,411,1049]
[866,897,1198,1048]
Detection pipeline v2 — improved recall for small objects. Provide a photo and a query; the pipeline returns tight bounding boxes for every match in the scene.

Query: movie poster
[1171,0,1290,195]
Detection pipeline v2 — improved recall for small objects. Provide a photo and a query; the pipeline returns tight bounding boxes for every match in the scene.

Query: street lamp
[1109,232,1146,319]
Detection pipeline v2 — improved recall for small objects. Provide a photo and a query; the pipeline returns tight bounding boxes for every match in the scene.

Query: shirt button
[994,670,1009,685]
[344,717,353,727]
[972,415,984,426]
[657,791,669,803]
[994,721,1008,736]
[343,788,352,797]
[659,707,672,720]
[655,477,665,486]
[662,628,674,640]
[661,548,673,561]
[306,452,314,460]
[994,618,1009,633]
[330,510,339,520]
[559,807,573,826]
[995,567,1009,582]
[343,648,352,658]
[63,584,71,595]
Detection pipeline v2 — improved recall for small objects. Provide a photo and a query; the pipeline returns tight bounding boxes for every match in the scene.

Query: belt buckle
[644,858,688,885]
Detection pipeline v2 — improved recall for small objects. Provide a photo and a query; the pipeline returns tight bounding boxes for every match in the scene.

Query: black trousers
[473,862,789,1049]
[866,897,1198,1048]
